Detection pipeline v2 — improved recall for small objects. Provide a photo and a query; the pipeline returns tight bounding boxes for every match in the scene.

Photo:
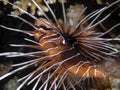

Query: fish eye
[62,39,68,45]
[62,40,65,45]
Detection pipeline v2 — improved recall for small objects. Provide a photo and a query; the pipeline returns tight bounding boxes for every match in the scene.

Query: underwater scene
[0,0,120,90]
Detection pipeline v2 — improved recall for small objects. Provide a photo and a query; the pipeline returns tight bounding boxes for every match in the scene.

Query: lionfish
[0,0,120,90]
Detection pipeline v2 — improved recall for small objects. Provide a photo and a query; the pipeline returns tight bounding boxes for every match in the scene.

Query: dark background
[0,0,120,90]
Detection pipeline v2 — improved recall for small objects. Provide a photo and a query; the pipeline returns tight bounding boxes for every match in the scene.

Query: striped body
[30,18,107,89]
